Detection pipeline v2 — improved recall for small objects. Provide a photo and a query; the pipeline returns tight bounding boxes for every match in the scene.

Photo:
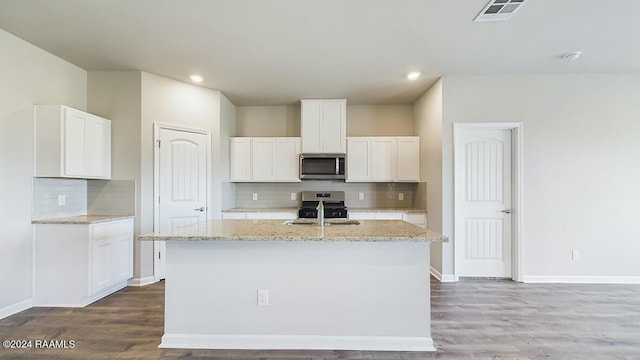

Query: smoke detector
[474,0,527,22]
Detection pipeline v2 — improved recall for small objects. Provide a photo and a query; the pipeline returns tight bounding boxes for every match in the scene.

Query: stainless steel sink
[282,219,360,226]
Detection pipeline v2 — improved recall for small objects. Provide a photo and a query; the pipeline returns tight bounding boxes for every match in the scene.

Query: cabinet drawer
[91,219,133,240]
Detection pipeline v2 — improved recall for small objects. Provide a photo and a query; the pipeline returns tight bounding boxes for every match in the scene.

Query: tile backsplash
[32,178,135,220]
[232,181,427,209]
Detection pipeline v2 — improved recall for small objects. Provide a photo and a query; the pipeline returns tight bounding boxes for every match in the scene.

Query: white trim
[153,123,212,281]
[159,334,435,351]
[0,298,33,320]
[523,276,640,284]
[453,122,524,282]
[127,276,156,287]
[430,266,456,282]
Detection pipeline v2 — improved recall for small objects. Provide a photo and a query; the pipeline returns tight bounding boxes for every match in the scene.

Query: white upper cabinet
[346,136,420,182]
[301,99,346,154]
[35,105,111,179]
[230,137,301,182]
[396,137,420,182]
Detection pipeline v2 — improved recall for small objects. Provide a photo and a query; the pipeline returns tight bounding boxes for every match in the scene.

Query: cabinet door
[112,233,133,282]
[221,212,247,219]
[86,115,111,179]
[370,137,397,181]
[346,137,370,182]
[230,138,252,181]
[276,138,301,181]
[91,238,111,294]
[63,107,88,177]
[397,137,420,182]
[321,100,346,153]
[301,100,323,153]
[252,138,277,181]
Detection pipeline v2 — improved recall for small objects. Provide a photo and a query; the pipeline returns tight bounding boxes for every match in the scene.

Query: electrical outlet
[399,193,404,201]
[290,192,297,201]
[252,193,258,201]
[358,192,364,200]
[257,289,269,306]
[57,194,66,206]
[572,250,580,261]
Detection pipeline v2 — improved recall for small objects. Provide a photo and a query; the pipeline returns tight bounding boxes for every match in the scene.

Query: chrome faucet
[316,200,324,226]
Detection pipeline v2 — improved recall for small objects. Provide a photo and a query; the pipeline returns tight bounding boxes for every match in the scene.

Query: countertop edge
[138,235,446,243]
[32,215,135,225]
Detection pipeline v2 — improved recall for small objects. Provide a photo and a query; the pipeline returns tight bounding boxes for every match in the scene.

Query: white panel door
[456,128,512,277]
[346,137,370,182]
[157,128,208,280]
[252,138,277,181]
[397,137,420,182]
[370,137,397,181]
[63,108,87,177]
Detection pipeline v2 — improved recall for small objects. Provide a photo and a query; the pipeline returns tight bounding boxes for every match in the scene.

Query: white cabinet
[301,99,346,154]
[397,137,420,182]
[349,211,427,228]
[346,136,420,182]
[222,211,298,220]
[35,105,111,179]
[34,218,134,307]
[230,137,301,182]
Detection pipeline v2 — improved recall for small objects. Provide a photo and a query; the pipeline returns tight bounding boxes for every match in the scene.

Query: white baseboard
[160,334,435,351]
[0,298,34,320]
[523,276,640,284]
[127,276,156,287]
[430,266,456,283]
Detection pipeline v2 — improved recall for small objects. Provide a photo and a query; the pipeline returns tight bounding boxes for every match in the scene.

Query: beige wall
[236,104,414,137]
[413,79,444,276]
[439,74,640,281]
[0,29,87,313]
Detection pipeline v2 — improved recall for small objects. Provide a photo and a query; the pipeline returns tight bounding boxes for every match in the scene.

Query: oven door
[300,154,345,180]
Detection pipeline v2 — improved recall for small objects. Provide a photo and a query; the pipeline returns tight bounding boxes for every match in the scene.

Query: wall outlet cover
[57,194,66,206]
[358,192,364,200]
[290,192,297,201]
[257,289,269,306]
[252,193,258,201]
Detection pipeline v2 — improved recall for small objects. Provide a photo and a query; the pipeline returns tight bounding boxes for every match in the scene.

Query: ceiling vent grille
[474,0,526,22]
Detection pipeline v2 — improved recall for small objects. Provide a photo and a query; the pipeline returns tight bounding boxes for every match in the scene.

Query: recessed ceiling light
[563,51,582,62]
[407,72,421,81]
[190,74,204,83]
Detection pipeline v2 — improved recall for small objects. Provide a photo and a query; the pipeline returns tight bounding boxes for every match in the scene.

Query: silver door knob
[501,208,512,214]
[194,207,205,212]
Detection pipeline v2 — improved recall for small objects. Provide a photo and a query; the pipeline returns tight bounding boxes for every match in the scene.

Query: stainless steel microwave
[299,154,345,180]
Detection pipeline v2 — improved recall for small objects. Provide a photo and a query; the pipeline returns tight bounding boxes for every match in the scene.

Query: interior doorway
[153,123,211,281]
[453,123,523,281]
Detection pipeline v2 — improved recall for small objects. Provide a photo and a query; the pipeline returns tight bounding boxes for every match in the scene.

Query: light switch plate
[358,192,364,200]
[57,194,66,206]
[252,193,258,201]
[399,193,404,201]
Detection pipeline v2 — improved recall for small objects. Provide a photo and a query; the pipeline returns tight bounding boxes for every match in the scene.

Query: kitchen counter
[138,219,444,243]
[31,215,134,224]
[222,207,426,213]
[141,219,444,352]
[222,207,298,213]
[349,207,427,213]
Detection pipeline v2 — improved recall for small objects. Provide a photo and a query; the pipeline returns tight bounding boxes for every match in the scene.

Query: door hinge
[158,252,161,260]
[156,139,161,148]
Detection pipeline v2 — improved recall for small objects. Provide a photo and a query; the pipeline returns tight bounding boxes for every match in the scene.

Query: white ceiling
[1,0,639,105]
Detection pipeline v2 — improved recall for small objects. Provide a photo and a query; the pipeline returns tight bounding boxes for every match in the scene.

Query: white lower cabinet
[222,211,298,220]
[349,211,427,228]
[34,218,134,307]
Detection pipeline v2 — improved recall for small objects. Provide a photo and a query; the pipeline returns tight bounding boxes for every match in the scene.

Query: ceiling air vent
[474,0,526,22]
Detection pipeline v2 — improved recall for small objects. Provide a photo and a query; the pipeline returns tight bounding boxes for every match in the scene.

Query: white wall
[0,29,86,316]
[440,74,640,281]
[413,80,445,278]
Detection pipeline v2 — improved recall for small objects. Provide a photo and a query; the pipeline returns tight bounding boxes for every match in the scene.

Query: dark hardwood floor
[1,278,639,359]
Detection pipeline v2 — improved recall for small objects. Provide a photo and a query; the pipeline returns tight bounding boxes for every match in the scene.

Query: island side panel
[161,240,434,351]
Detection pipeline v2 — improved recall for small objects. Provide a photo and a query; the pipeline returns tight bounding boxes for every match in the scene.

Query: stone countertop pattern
[139,219,446,243]
[222,207,427,213]
[32,215,135,224]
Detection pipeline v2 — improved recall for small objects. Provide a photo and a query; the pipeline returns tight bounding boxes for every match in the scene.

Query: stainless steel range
[297,191,348,219]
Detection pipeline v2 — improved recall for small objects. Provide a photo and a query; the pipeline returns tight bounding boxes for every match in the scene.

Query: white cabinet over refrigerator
[301,99,346,154]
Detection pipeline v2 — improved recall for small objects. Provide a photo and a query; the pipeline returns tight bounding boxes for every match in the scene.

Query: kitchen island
[139,219,446,351]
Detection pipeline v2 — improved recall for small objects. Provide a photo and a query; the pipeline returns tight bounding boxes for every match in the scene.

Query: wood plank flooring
[1,278,639,359]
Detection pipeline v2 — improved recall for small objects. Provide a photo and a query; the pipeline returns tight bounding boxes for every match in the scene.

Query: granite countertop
[139,219,446,243]
[222,207,427,213]
[32,215,135,225]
